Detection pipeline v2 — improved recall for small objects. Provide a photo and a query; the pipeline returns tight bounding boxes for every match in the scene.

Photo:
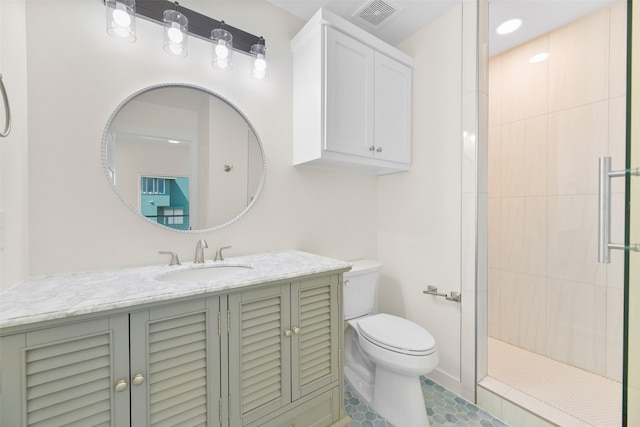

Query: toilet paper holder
[423,285,462,303]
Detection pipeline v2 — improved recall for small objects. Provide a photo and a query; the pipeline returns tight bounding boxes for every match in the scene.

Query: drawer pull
[115,379,128,392]
[132,373,145,386]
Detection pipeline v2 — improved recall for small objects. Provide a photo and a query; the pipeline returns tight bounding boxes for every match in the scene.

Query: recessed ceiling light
[496,18,523,35]
[529,53,549,63]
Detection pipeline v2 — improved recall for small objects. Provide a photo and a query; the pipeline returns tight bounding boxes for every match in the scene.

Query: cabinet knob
[284,329,292,337]
[292,326,301,334]
[132,373,145,386]
[114,379,128,392]
[376,147,383,152]
[369,146,375,151]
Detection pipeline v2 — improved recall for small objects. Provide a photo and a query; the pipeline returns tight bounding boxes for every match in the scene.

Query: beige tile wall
[488,0,626,381]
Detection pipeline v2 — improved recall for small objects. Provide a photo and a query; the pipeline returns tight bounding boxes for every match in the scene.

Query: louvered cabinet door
[0,316,130,427]
[228,284,291,426]
[129,298,220,427]
[291,275,340,400]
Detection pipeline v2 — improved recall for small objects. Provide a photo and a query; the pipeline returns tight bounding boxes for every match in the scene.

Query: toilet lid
[357,313,436,356]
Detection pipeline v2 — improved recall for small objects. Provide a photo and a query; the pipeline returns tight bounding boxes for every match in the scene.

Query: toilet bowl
[343,260,439,427]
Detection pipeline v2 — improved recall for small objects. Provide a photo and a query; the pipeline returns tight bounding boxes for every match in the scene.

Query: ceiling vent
[353,0,400,28]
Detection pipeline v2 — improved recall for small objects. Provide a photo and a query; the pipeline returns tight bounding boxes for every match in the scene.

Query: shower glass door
[627,1,640,422]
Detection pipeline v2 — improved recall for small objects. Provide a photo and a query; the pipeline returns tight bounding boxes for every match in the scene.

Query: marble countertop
[0,250,351,330]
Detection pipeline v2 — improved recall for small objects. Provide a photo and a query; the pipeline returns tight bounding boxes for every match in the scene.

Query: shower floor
[486,337,621,426]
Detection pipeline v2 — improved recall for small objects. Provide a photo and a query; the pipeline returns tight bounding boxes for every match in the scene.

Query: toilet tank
[343,259,382,320]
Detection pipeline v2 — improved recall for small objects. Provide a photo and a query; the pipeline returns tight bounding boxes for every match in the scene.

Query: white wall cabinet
[0,273,344,427]
[293,9,413,175]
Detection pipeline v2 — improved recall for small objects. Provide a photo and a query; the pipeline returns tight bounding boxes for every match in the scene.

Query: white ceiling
[267,0,619,56]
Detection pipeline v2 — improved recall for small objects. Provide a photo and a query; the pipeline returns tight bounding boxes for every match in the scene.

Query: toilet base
[344,365,374,404]
[371,366,429,427]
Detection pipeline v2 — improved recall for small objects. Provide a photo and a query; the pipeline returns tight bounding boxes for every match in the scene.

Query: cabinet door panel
[130,299,217,427]
[325,27,375,157]
[229,285,291,425]
[375,52,412,163]
[291,276,340,400]
[0,317,129,427]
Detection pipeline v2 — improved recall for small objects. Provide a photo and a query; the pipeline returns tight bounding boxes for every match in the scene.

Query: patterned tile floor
[345,376,509,427]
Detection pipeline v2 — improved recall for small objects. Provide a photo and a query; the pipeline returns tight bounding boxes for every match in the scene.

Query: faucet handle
[159,251,181,266]
[214,245,232,261]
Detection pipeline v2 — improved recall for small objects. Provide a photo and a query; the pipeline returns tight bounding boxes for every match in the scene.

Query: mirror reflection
[102,84,265,232]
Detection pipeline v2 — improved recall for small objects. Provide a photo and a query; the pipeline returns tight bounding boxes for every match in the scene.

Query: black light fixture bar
[134,0,265,55]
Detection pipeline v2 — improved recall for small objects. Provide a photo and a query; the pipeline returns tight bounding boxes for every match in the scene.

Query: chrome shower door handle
[598,156,612,263]
[598,156,640,263]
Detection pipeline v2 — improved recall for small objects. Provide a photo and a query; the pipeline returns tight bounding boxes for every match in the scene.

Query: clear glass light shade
[250,42,267,80]
[211,27,233,70]
[163,10,188,57]
[106,0,136,43]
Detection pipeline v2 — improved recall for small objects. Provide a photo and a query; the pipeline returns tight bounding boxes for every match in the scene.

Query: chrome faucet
[194,239,208,263]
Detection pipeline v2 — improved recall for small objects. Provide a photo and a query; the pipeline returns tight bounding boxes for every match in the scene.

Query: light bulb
[215,41,229,59]
[167,23,184,44]
[254,54,267,71]
[168,43,183,56]
[112,27,130,38]
[215,58,229,69]
[112,4,131,27]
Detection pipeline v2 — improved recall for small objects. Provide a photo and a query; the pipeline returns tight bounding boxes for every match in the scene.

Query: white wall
[378,4,465,393]
[13,0,378,283]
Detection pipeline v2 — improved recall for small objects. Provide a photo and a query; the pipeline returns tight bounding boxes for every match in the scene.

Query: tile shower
[486,1,626,424]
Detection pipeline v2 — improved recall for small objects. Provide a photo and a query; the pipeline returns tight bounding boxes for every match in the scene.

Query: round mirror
[101,83,266,232]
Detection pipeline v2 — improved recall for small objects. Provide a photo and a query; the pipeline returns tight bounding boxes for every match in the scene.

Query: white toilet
[343,260,438,427]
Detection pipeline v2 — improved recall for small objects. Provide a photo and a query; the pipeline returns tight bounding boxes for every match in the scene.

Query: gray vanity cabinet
[0,265,348,427]
[0,298,222,426]
[228,274,342,426]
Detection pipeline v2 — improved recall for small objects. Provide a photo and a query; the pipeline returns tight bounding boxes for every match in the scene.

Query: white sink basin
[157,265,253,283]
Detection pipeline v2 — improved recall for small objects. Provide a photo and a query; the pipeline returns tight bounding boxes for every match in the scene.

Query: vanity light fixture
[496,18,522,35]
[105,0,136,42]
[103,0,267,78]
[163,3,188,57]
[250,37,267,80]
[211,21,233,70]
